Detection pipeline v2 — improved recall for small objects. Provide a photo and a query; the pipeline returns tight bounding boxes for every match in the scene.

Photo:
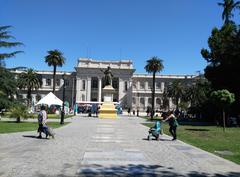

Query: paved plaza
[0,116,240,177]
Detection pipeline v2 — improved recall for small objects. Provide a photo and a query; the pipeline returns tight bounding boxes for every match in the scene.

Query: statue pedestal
[98,85,117,119]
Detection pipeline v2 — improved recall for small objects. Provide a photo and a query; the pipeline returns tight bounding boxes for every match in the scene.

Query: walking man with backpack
[37,105,48,139]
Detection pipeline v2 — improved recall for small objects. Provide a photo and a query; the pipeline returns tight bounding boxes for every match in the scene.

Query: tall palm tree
[165,80,186,110]
[145,56,164,119]
[0,26,23,67]
[218,0,240,24]
[18,68,42,107]
[45,50,65,93]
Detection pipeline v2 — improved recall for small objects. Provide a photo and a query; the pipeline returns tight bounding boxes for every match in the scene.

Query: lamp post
[60,73,67,124]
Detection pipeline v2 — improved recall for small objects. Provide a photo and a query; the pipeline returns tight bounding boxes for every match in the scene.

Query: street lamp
[60,73,67,124]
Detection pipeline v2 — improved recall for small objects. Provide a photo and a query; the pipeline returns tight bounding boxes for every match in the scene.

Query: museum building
[15,58,197,111]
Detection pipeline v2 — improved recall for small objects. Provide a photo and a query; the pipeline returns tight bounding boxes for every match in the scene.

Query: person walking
[164,110,178,141]
[37,105,48,139]
[127,107,131,116]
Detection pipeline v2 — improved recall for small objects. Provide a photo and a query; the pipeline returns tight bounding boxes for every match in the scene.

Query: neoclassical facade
[16,58,197,111]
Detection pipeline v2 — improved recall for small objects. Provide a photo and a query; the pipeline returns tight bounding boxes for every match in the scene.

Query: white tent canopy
[35,92,63,106]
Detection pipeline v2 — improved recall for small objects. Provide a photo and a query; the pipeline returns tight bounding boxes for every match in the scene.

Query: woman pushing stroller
[164,110,179,141]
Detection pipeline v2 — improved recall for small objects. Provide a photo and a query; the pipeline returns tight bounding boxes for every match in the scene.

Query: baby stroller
[41,125,55,139]
[147,121,161,141]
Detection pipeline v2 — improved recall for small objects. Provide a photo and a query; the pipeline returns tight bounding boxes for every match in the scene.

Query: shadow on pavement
[22,135,47,139]
[34,164,240,177]
[142,138,172,141]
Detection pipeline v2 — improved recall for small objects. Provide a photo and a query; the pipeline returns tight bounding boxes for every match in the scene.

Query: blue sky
[1,0,239,74]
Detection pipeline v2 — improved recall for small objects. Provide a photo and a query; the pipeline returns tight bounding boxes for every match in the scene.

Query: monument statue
[99,66,117,118]
[101,66,113,86]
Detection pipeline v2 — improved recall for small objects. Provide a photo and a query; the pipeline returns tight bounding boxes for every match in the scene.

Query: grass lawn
[143,122,240,164]
[0,121,69,134]
[1,112,74,119]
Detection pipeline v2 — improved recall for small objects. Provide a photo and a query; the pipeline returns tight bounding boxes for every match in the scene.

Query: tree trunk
[151,71,156,120]
[223,109,226,132]
[27,89,32,108]
[16,116,20,123]
[53,66,56,94]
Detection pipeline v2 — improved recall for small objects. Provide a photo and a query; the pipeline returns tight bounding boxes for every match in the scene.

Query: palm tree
[0,26,23,67]
[218,0,240,24]
[145,56,164,119]
[45,50,65,93]
[18,68,42,107]
[165,80,186,110]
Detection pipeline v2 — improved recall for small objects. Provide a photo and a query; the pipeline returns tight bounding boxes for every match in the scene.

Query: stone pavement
[0,116,240,177]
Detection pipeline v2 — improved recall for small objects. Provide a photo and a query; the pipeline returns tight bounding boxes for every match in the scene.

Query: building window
[148,98,152,106]
[46,79,51,86]
[91,77,98,89]
[140,82,145,89]
[65,79,69,86]
[112,78,119,89]
[156,82,161,89]
[132,97,136,105]
[82,80,85,90]
[140,98,145,106]
[156,98,161,106]
[56,79,60,86]
[124,81,128,91]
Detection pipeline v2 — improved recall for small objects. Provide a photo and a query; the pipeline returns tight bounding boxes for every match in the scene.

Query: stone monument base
[98,102,117,119]
[98,85,117,119]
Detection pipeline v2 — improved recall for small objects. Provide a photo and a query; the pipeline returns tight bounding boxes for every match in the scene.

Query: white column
[98,78,102,102]
[145,81,148,90]
[87,77,91,101]
[127,80,133,108]
[161,82,165,92]
[76,78,81,102]
[42,78,46,86]
[118,78,124,102]
[144,97,148,110]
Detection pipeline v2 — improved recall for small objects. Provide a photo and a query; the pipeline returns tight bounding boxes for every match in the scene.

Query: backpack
[38,111,43,124]
[173,117,179,127]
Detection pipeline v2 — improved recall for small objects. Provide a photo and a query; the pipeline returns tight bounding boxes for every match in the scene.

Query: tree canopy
[201,1,240,112]
[145,56,164,119]
[0,26,23,67]
[45,49,65,93]
[17,68,42,106]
